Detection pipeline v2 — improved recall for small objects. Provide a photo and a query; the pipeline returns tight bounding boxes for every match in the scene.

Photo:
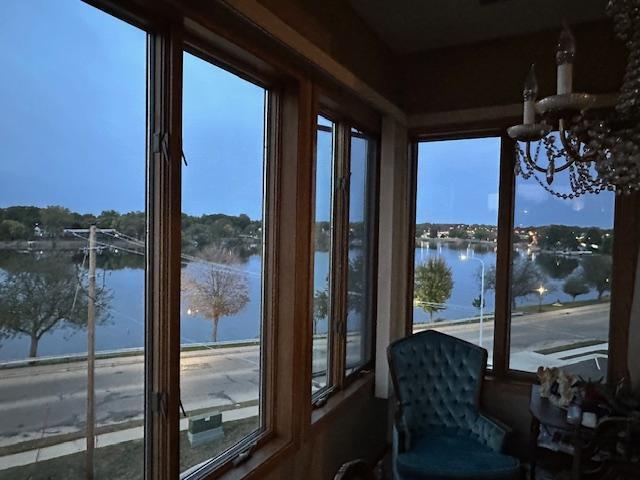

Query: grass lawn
[514,297,608,315]
[0,417,258,480]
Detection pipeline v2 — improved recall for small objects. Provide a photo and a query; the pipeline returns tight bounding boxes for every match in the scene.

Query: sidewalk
[0,405,259,471]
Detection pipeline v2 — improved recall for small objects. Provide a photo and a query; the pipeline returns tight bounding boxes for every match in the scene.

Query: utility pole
[86,224,96,480]
[64,226,116,480]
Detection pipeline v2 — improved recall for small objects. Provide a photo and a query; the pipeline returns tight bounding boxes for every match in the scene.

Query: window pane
[312,116,334,394]
[0,1,146,478]
[412,138,501,365]
[509,145,614,378]
[345,129,375,375]
[181,52,266,473]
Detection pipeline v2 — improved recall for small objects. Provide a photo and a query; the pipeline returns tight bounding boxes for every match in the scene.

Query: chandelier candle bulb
[556,26,576,95]
[523,64,538,124]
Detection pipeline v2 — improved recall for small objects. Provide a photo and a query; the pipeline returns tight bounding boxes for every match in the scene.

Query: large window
[411,134,620,381]
[0,1,381,477]
[0,1,147,478]
[180,52,267,473]
[508,156,614,378]
[412,138,501,363]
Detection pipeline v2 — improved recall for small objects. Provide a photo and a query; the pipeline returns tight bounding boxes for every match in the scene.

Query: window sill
[311,371,375,428]
[201,434,293,480]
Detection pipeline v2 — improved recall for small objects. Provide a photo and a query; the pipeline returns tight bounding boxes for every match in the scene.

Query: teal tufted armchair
[387,330,521,480]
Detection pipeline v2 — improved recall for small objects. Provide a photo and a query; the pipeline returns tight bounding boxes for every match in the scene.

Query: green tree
[39,205,76,237]
[0,219,29,240]
[312,289,329,335]
[182,245,250,342]
[580,255,612,300]
[563,276,590,302]
[0,254,110,357]
[449,228,469,240]
[414,257,453,322]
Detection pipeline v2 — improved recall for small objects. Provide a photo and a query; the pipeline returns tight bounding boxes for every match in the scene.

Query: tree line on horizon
[415,222,613,254]
[0,205,263,258]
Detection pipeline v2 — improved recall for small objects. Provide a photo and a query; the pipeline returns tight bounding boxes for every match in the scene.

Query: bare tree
[182,245,250,342]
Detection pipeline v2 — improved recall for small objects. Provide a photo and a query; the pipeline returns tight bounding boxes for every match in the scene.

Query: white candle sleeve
[557,63,573,95]
[524,100,536,125]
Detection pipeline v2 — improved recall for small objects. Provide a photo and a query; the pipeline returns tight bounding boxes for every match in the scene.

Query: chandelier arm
[557,118,586,166]
[524,141,548,173]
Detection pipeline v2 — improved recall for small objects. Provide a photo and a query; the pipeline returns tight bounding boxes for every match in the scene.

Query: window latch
[152,131,170,164]
[151,391,168,418]
[334,319,345,338]
[339,176,349,194]
[232,441,256,467]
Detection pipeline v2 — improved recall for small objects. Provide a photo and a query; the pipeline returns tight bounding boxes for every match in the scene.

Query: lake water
[0,244,606,361]
[412,241,605,325]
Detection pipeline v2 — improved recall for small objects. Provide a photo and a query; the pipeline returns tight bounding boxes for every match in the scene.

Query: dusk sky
[417,138,615,228]
[1,0,614,229]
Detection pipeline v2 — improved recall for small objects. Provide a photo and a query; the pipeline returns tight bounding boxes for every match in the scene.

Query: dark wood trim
[291,78,315,439]
[316,87,381,136]
[83,0,175,32]
[411,127,511,143]
[145,23,183,480]
[183,25,281,91]
[310,373,376,427]
[405,138,419,336]
[608,191,640,383]
[493,135,517,377]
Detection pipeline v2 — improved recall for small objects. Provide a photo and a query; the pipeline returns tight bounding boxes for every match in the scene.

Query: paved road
[0,337,363,450]
[0,303,609,450]
[426,302,610,371]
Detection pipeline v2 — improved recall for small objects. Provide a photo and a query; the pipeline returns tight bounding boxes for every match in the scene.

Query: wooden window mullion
[330,122,350,388]
[145,23,183,480]
[493,135,516,377]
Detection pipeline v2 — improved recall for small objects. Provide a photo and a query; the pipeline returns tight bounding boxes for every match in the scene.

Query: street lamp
[460,254,485,347]
[536,285,548,312]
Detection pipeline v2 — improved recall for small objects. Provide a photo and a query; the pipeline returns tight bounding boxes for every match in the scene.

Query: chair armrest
[472,413,511,452]
[393,407,411,453]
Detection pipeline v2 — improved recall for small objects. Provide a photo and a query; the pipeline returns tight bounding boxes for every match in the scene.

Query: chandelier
[507,0,640,198]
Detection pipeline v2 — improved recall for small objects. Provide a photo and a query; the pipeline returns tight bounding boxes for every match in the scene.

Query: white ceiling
[348,0,609,53]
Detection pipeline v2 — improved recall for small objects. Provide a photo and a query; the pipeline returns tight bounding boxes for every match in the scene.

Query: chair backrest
[387,330,487,437]
[333,459,375,480]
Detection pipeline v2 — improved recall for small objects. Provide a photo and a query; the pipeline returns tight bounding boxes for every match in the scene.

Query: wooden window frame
[177,43,280,479]
[407,128,639,385]
[311,103,381,406]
